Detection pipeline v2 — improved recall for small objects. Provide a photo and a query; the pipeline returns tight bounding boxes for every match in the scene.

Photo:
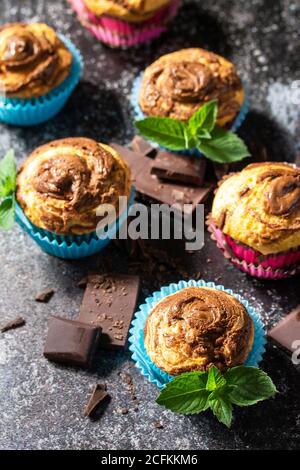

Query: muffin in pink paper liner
[68,0,180,48]
[207,218,300,280]
[208,162,300,280]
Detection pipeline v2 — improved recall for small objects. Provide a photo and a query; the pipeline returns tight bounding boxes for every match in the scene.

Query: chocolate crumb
[0,317,26,333]
[77,277,88,289]
[153,421,164,429]
[35,288,55,303]
[117,407,129,415]
[84,383,109,418]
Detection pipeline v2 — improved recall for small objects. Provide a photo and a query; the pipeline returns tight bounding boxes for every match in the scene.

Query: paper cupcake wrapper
[15,188,135,259]
[131,73,249,157]
[129,279,266,389]
[68,0,180,48]
[207,218,300,280]
[0,35,83,126]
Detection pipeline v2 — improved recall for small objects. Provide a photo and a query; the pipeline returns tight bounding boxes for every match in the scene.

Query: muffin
[0,23,83,126]
[144,286,254,375]
[16,137,132,258]
[209,162,300,279]
[137,48,246,127]
[69,0,180,47]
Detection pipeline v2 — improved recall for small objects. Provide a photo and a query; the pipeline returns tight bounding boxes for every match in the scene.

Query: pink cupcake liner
[68,0,180,47]
[207,217,300,280]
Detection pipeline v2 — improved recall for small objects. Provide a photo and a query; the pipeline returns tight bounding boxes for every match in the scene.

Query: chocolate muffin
[16,138,131,235]
[0,23,72,98]
[138,48,244,127]
[144,287,254,375]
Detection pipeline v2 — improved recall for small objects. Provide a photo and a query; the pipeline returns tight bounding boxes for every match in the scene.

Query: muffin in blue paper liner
[15,188,135,259]
[15,137,133,259]
[0,25,83,126]
[131,73,249,157]
[129,279,266,389]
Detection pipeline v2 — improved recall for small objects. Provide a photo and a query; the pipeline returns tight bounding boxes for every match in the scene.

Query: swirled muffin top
[211,162,300,255]
[139,48,244,126]
[84,0,171,22]
[16,138,131,235]
[0,23,72,98]
[144,287,254,375]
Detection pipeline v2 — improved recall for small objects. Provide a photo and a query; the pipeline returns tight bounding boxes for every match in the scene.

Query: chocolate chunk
[213,162,230,181]
[44,316,102,368]
[35,288,55,303]
[110,143,148,182]
[76,276,88,289]
[111,143,213,214]
[151,151,206,186]
[79,274,140,350]
[135,159,212,214]
[268,305,300,354]
[153,421,164,429]
[84,384,110,417]
[131,135,157,158]
[0,316,26,333]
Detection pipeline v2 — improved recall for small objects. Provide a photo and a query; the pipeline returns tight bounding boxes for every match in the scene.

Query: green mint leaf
[198,126,250,163]
[135,117,191,151]
[196,129,212,140]
[156,372,210,415]
[0,195,15,231]
[209,393,233,428]
[225,366,277,406]
[206,365,226,391]
[188,100,218,134]
[0,150,17,198]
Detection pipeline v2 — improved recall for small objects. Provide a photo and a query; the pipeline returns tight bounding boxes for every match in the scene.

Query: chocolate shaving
[35,288,55,303]
[84,384,110,418]
[0,316,26,333]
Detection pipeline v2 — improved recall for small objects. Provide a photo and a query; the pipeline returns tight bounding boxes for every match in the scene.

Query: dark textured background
[0,0,300,450]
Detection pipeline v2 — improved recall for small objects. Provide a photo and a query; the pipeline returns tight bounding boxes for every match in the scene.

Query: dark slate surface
[0,0,300,450]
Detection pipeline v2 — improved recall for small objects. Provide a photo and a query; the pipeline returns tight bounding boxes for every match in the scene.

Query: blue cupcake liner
[131,73,249,157]
[15,188,135,259]
[0,34,83,126]
[129,279,266,389]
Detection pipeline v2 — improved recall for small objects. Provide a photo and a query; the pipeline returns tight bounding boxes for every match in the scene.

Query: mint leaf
[225,366,277,406]
[156,372,210,415]
[209,393,233,428]
[206,365,226,391]
[0,195,15,230]
[196,129,211,140]
[0,150,17,198]
[188,100,218,134]
[135,117,192,151]
[198,126,250,163]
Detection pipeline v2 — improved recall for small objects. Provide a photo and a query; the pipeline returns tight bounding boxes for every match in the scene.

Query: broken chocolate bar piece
[135,158,212,215]
[84,383,110,418]
[110,143,148,182]
[0,316,26,333]
[151,151,206,186]
[131,135,157,158]
[79,273,140,350]
[44,316,102,368]
[35,288,55,303]
[111,143,213,214]
[268,305,300,354]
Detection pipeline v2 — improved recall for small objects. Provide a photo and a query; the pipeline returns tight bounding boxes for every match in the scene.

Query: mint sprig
[156,366,277,428]
[0,150,17,230]
[135,100,250,164]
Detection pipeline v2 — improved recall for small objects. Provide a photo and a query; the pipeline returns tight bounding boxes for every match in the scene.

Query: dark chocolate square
[79,274,140,350]
[44,316,102,368]
[268,306,300,354]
